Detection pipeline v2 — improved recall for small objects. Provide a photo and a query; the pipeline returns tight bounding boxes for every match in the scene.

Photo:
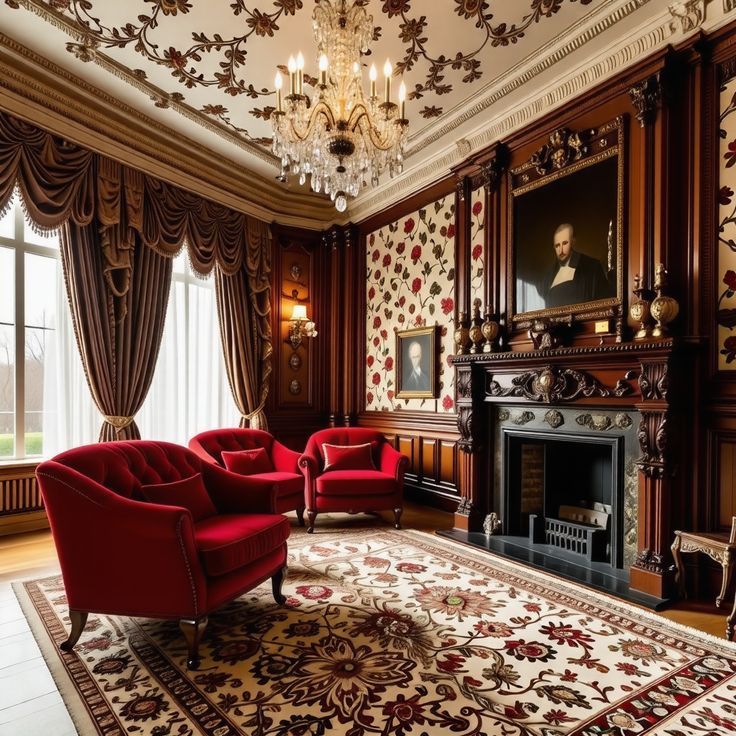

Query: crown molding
[345,0,725,225]
[0,33,335,229]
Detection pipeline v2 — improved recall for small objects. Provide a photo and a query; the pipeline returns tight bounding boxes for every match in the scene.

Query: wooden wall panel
[718,438,736,529]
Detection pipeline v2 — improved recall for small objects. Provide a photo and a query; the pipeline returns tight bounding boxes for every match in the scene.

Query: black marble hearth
[438,528,669,610]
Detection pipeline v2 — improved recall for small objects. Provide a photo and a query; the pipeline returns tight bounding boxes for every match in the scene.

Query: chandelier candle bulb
[369,64,377,98]
[319,54,328,87]
[287,55,296,96]
[399,81,406,119]
[274,72,283,112]
[383,60,392,103]
[296,52,305,95]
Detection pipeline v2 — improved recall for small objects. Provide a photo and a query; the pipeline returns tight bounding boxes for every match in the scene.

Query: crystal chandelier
[271,0,409,213]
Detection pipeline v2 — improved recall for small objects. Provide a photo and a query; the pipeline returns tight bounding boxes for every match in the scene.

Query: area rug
[13,528,736,736]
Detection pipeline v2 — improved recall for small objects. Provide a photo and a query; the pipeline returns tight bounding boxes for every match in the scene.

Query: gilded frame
[507,116,626,325]
[395,325,438,399]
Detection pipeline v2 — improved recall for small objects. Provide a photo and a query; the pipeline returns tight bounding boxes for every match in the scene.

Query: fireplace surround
[446,339,692,605]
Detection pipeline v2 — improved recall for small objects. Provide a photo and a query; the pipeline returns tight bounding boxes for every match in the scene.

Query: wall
[364,194,456,414]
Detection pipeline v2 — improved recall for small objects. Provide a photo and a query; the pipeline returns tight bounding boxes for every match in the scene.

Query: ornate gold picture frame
[395,325,438,399]
[507,116,625,326]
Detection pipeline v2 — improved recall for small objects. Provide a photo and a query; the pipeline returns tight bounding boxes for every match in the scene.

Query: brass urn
[650,264,679,338]
[481,308,499,353]
[629,274,654,340]
[454,312,470,355]
[469,299,484,354]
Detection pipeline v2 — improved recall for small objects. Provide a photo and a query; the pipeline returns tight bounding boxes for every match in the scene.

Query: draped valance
[0,111,252,277]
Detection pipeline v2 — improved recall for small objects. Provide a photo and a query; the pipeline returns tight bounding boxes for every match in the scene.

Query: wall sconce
[288,304,318,350]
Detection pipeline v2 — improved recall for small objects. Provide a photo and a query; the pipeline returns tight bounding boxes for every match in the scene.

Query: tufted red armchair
[188,428,305,525]
[36,440,290,669]
[299,428,408,533]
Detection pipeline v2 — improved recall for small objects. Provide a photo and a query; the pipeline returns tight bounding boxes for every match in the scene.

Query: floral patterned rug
[13,528,736,736]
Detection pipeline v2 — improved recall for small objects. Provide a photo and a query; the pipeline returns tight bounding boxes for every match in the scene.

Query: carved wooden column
[630,353,675,598]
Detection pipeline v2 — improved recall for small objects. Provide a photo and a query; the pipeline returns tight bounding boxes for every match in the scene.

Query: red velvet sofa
[299,428,408,533]
[36,440,290,669]
[188,428,305,525]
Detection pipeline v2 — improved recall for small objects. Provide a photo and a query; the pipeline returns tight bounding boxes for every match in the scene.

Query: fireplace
[503,431,623,568]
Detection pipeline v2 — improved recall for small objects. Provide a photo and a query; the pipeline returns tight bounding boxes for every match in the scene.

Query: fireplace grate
[529,514,608,562]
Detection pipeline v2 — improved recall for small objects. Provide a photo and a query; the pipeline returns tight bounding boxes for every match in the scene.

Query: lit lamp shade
[290,304,308,321]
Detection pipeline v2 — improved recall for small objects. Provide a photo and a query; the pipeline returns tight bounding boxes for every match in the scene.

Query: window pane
[25,326,50,457]
[0,247,13,325]
[0,324,14,458]
[23,220,59,249]
[173,249,187,275]
[0,200,14,239]
[25,253,58,329]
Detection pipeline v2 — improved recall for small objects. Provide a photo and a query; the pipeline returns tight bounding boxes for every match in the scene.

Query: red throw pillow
[322,443,376,472]
[141,473,217,522]
[222,447,274,475]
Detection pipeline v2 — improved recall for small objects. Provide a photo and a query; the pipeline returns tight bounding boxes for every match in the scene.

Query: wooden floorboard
[0,503,732,734]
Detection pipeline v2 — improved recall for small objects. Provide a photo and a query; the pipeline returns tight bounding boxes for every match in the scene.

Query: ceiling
[0,0,727,223]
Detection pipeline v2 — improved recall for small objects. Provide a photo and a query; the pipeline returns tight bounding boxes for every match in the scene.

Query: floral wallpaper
[717,70,736,368]
[365,195,456,413]
[469,186,486,307]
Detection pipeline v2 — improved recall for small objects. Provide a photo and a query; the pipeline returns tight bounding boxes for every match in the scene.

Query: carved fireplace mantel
[451,338,693,600]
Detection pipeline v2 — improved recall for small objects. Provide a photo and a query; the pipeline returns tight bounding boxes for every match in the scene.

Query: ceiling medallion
[271,0,409,213]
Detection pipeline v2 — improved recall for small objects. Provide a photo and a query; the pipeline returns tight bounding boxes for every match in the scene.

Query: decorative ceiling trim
[11,0,278,168]
[405,0,650,157]
[346,1,710,224]
[0,33,335,229]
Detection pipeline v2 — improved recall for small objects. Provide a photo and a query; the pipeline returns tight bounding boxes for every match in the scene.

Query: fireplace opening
[503,430,623,569]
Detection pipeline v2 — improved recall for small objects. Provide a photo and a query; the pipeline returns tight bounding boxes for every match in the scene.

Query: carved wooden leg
[727,594,736,641]
[296,507,305,527]
[179,616,208,670]
[671,534,686,599]
[394,507,403,530]
[272,566,288,605]
[60,610,88,652]
[717,558,734,609]
[306,510,317,534]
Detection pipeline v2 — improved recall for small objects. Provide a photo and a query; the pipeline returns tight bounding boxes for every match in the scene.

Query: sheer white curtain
[137,251,239,445]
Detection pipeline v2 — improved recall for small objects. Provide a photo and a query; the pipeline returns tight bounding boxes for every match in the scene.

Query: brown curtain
[0,109,273,437]
[60,220,172,441]
[215,217,272,430]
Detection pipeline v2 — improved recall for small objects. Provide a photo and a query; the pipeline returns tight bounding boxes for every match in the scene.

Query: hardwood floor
[0,504,733,735]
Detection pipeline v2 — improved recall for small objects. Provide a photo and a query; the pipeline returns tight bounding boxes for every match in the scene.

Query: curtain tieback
[241,401,266,421]
[104,415,135,431]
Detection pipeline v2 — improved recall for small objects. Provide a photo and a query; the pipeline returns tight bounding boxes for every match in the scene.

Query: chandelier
[271,0,408,213]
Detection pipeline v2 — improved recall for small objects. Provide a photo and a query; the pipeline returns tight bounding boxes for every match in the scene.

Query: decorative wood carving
[480,145,509,192]
[628,73,662,128]
[529,126,595,175]
[635,410,670,478]
[636,361,669,401]
[457,368,473,399]
[635,548,667,574]
[511,410,535,426]
[487,366,633,404]
[457,406,475,453]
[544,410,564,428]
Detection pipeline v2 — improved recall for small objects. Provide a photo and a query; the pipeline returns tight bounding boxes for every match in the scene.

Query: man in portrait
[539,223,610,309]
[403,339,430,392]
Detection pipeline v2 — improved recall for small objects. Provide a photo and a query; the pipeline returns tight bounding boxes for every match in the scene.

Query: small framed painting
[395,325,438,399]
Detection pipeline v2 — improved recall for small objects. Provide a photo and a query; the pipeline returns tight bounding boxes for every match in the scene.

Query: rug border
[12,579,109,736]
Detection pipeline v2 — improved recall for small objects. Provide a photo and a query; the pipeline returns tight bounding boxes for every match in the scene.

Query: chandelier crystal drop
[271,0,408,213]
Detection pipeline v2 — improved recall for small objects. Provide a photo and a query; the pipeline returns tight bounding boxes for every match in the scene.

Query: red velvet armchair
[36,440,290,669]
[189,428,305,525]
[299,428,408,533]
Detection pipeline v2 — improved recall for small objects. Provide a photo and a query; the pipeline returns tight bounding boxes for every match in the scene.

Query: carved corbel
[635,409,670,478]
[457,406,476,453]
[480,144,509,192]
[629,73,663,128]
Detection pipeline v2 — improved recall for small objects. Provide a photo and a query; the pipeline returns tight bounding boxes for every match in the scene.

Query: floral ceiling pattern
[717,67,736,368]
[365,193,456,413]
[3,0,602,149]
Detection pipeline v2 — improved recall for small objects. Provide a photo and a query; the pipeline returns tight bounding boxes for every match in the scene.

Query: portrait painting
[508,120,624,322]
[396,325,437,399]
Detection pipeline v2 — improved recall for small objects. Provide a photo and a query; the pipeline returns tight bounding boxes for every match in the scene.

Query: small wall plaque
[594,320,610,334]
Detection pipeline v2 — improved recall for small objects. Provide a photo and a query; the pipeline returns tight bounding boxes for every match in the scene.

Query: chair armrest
[201,462,277,514]
[37,463,207,619]
[298,454,319,506]
[380,443,410,481]
[272,440,301,474]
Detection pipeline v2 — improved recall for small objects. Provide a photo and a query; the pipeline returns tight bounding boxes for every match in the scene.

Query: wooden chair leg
[60,610,88,652]
[394,507,403,530]
[671,534,685,598]
[306,510,317,534]
[296,507,305,527]
[179,616,208,670]
[727,594,736,641]
[717,559,734,609]
[272,566,288,605]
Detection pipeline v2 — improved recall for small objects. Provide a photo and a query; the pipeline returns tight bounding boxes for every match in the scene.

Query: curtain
[215,218,272,430]
[60,221,172,441]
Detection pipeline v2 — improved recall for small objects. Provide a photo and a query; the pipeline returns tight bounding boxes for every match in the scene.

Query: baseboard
[0,510,49,537]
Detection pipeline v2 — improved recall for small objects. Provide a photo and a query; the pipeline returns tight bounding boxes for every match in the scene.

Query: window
[137,251,239,444]
[0,194,61,459]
